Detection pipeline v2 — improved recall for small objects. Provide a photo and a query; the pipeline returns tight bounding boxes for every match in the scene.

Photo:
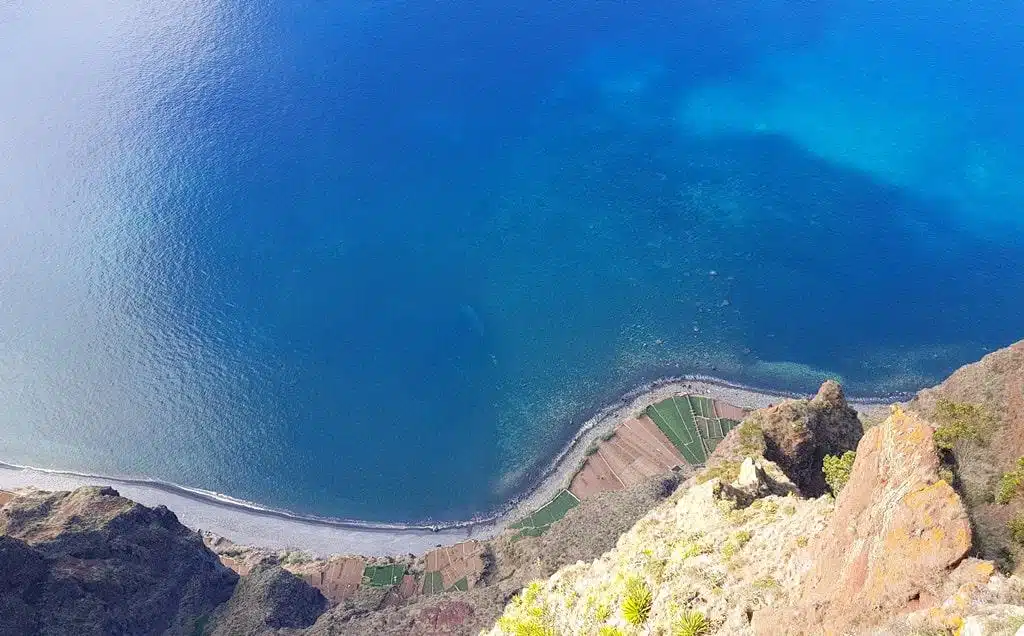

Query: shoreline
[0,375,904,557]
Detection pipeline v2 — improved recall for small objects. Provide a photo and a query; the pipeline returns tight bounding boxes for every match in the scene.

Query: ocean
[2,0,1023,522]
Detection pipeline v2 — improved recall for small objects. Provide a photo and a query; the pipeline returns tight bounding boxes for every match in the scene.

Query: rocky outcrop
[754,407,972,635]
[210,564,327,635]
[911,339,1024,566]
[711,380,862,496]
[0,486,237,635]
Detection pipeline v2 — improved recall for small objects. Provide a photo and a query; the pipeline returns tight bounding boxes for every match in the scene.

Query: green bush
[673,610,710,636]
[495,617,556,636]
[822,451,857,494]
[736,421,767,457]
[996,458,1024,504]
[598,627,625,636]
[933,398,992,450]
[696,461,741,485]
[1009,515,1024,546]
[621,578,653,626]
[495,581,556,636]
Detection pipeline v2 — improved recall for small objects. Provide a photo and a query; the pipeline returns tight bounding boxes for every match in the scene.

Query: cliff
[5,342,1024,635]
[484,402,1024,635]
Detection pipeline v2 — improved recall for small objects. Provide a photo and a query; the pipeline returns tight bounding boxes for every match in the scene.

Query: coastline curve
[0,375,905,556]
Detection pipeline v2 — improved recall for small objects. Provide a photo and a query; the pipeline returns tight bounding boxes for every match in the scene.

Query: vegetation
[697,461,741,485]
[721,531,751,559]
[496,581,556,636]
[822,451,857,494]
[1009,515,1024,546]
[932,398,993,450]
[673,610,710,636]
[736,420,767,457]
[996,458,1024,505]
[621,577,653,626]
[676,541,710,560]
[598,627,625,636]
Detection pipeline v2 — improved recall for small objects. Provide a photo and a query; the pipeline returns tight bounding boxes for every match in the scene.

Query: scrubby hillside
[485,381,1024,635]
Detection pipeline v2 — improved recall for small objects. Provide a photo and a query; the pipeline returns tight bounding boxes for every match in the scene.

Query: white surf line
[0,374,910,556]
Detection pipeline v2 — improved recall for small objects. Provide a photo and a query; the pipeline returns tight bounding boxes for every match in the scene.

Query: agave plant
[621,577,653,626]
[673,609,710,636]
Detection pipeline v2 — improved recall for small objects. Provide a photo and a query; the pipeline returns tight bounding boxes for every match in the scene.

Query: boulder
[754,407,972,635]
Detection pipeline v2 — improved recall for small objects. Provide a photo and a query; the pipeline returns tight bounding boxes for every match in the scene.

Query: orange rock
[754,407,972,635]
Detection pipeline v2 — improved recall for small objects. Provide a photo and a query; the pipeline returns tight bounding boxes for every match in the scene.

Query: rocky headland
[3,341,1024,635]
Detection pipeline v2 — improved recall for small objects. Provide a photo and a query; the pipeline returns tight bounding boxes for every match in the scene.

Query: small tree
[822,451,856,495]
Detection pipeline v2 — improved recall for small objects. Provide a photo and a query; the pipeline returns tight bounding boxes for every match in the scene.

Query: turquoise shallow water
[1,0,1023,522]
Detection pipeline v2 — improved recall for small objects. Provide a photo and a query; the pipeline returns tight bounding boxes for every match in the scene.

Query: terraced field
[645,395,741,464]
[363,563,407,587]
[521,394,747,539]
[508,489,580,539]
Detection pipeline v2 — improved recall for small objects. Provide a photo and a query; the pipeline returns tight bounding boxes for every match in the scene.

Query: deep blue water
[2,0,1023,521]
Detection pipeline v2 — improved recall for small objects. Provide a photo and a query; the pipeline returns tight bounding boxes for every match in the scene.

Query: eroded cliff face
[485,388,1024,636]
[0,487,238,635]
[910,340,1024,568]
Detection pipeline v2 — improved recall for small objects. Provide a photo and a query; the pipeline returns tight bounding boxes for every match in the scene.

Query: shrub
[1009,515,1024,545]
[823,451,857,494]
[753,576,780,590]
[676,542,709,560]
[621,578,653,626]
[496,581,556,636]
[645,557,667,584]
[584,442,600,457]
[933,398,993,450]
[495,617,556,636]
[598,628,625,636]
[697,461,741,485]
[595,604,611,622]
[736,420,767,457]
[996,458,1024,504]
[673,610,710,636]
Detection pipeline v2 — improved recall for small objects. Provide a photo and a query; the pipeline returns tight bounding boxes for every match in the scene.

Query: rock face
[754,407,972,635]
[211,564,327,635]
[712,380,862,496]
[910,339,1024,565]
[0,486,237,636]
